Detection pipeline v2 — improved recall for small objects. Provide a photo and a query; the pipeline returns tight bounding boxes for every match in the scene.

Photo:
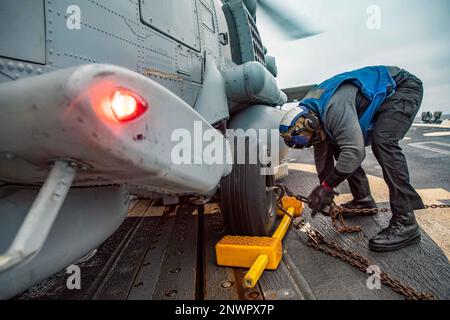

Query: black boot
[369,211,421,252]
[342,195,378,217]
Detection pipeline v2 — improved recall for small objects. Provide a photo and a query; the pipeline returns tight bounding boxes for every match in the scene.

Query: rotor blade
[258,0,321,40]
[282,85,317,103]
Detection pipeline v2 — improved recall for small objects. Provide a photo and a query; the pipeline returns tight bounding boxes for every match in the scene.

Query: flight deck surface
[15,124,450,300]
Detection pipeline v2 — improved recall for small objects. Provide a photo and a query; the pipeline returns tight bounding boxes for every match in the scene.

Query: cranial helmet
[280,107,323,149]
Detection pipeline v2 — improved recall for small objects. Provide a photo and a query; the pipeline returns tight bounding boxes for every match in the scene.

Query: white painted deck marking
[412,120,450,129]
[408,141,450,155]
[423,131,450,137]
[145,206,166,217]
[128,200,152,217]
[287,163,317,174]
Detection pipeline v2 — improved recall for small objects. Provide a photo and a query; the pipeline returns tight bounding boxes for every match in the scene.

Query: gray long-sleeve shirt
[313,83,365,176]
[313,66,402,178]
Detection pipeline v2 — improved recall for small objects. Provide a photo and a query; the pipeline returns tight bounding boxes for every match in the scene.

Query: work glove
[308,182,335,217]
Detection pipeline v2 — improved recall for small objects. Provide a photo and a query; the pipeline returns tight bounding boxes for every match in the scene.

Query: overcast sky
[257,0,450,113]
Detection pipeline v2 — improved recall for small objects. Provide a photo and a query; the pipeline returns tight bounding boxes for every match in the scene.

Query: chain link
[329,205,364,233]
[292,218,435,300]
[274,186,447,301]
[424,204,450,209]
[326,202,448,234]
[308,235,434,300]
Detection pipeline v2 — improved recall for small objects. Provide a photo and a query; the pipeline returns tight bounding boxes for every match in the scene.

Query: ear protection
[280,108,324,149]
[303,113,321,132]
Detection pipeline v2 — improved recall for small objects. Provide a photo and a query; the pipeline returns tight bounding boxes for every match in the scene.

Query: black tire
[220,136,278,236]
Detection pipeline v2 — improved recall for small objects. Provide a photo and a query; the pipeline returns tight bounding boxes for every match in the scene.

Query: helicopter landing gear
[220,136,278,237]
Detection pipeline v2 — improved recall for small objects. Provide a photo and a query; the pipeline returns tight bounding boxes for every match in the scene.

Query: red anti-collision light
[110,89,147,122]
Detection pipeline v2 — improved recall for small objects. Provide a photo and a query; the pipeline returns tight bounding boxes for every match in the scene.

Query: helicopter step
[0,161,76,273]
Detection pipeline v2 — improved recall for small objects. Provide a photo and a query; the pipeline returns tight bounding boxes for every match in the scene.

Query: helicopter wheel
[220,136,278,236]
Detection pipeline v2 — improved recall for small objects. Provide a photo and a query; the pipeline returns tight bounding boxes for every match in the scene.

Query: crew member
[280,66,424,252]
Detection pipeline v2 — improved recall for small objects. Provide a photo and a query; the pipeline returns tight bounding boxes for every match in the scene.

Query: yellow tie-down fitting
[215,196,304,288]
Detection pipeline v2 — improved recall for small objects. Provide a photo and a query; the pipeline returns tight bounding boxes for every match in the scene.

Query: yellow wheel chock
[215,196,304,288]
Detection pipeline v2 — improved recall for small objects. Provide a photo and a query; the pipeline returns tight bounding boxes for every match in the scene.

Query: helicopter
[0,0,318,298]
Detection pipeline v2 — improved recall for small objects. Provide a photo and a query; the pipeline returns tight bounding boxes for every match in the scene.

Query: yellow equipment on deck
[215,196,304,288]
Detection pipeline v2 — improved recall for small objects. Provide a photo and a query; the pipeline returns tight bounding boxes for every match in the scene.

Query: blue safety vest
[300,66,397,145]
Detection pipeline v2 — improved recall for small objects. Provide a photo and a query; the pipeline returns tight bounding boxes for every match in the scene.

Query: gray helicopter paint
[194,53,230,124]
[0,0,290,298]
[228,104,290,162]
[202,3,216,33]
[283,85,317,103]
[214,0,234,65]
[48,1,140,70]
[0,64,231,195]
[264,55,278,77]
[0,2,282,185]
[0,161,76,273]
[0,0,46,64]
[140,0,201,51]
[224,61,287,110]
[0,0,281,121]
[0,56,56,83]
[0,73,9,83]
[243,0,258,19]
[222,0,265,66]
[0,0,286,193]
[0,0,209,110]
[0,185,129,299]
[200,0,224,63]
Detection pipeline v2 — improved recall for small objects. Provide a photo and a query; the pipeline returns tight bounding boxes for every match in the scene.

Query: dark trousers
[329,72,425,215]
